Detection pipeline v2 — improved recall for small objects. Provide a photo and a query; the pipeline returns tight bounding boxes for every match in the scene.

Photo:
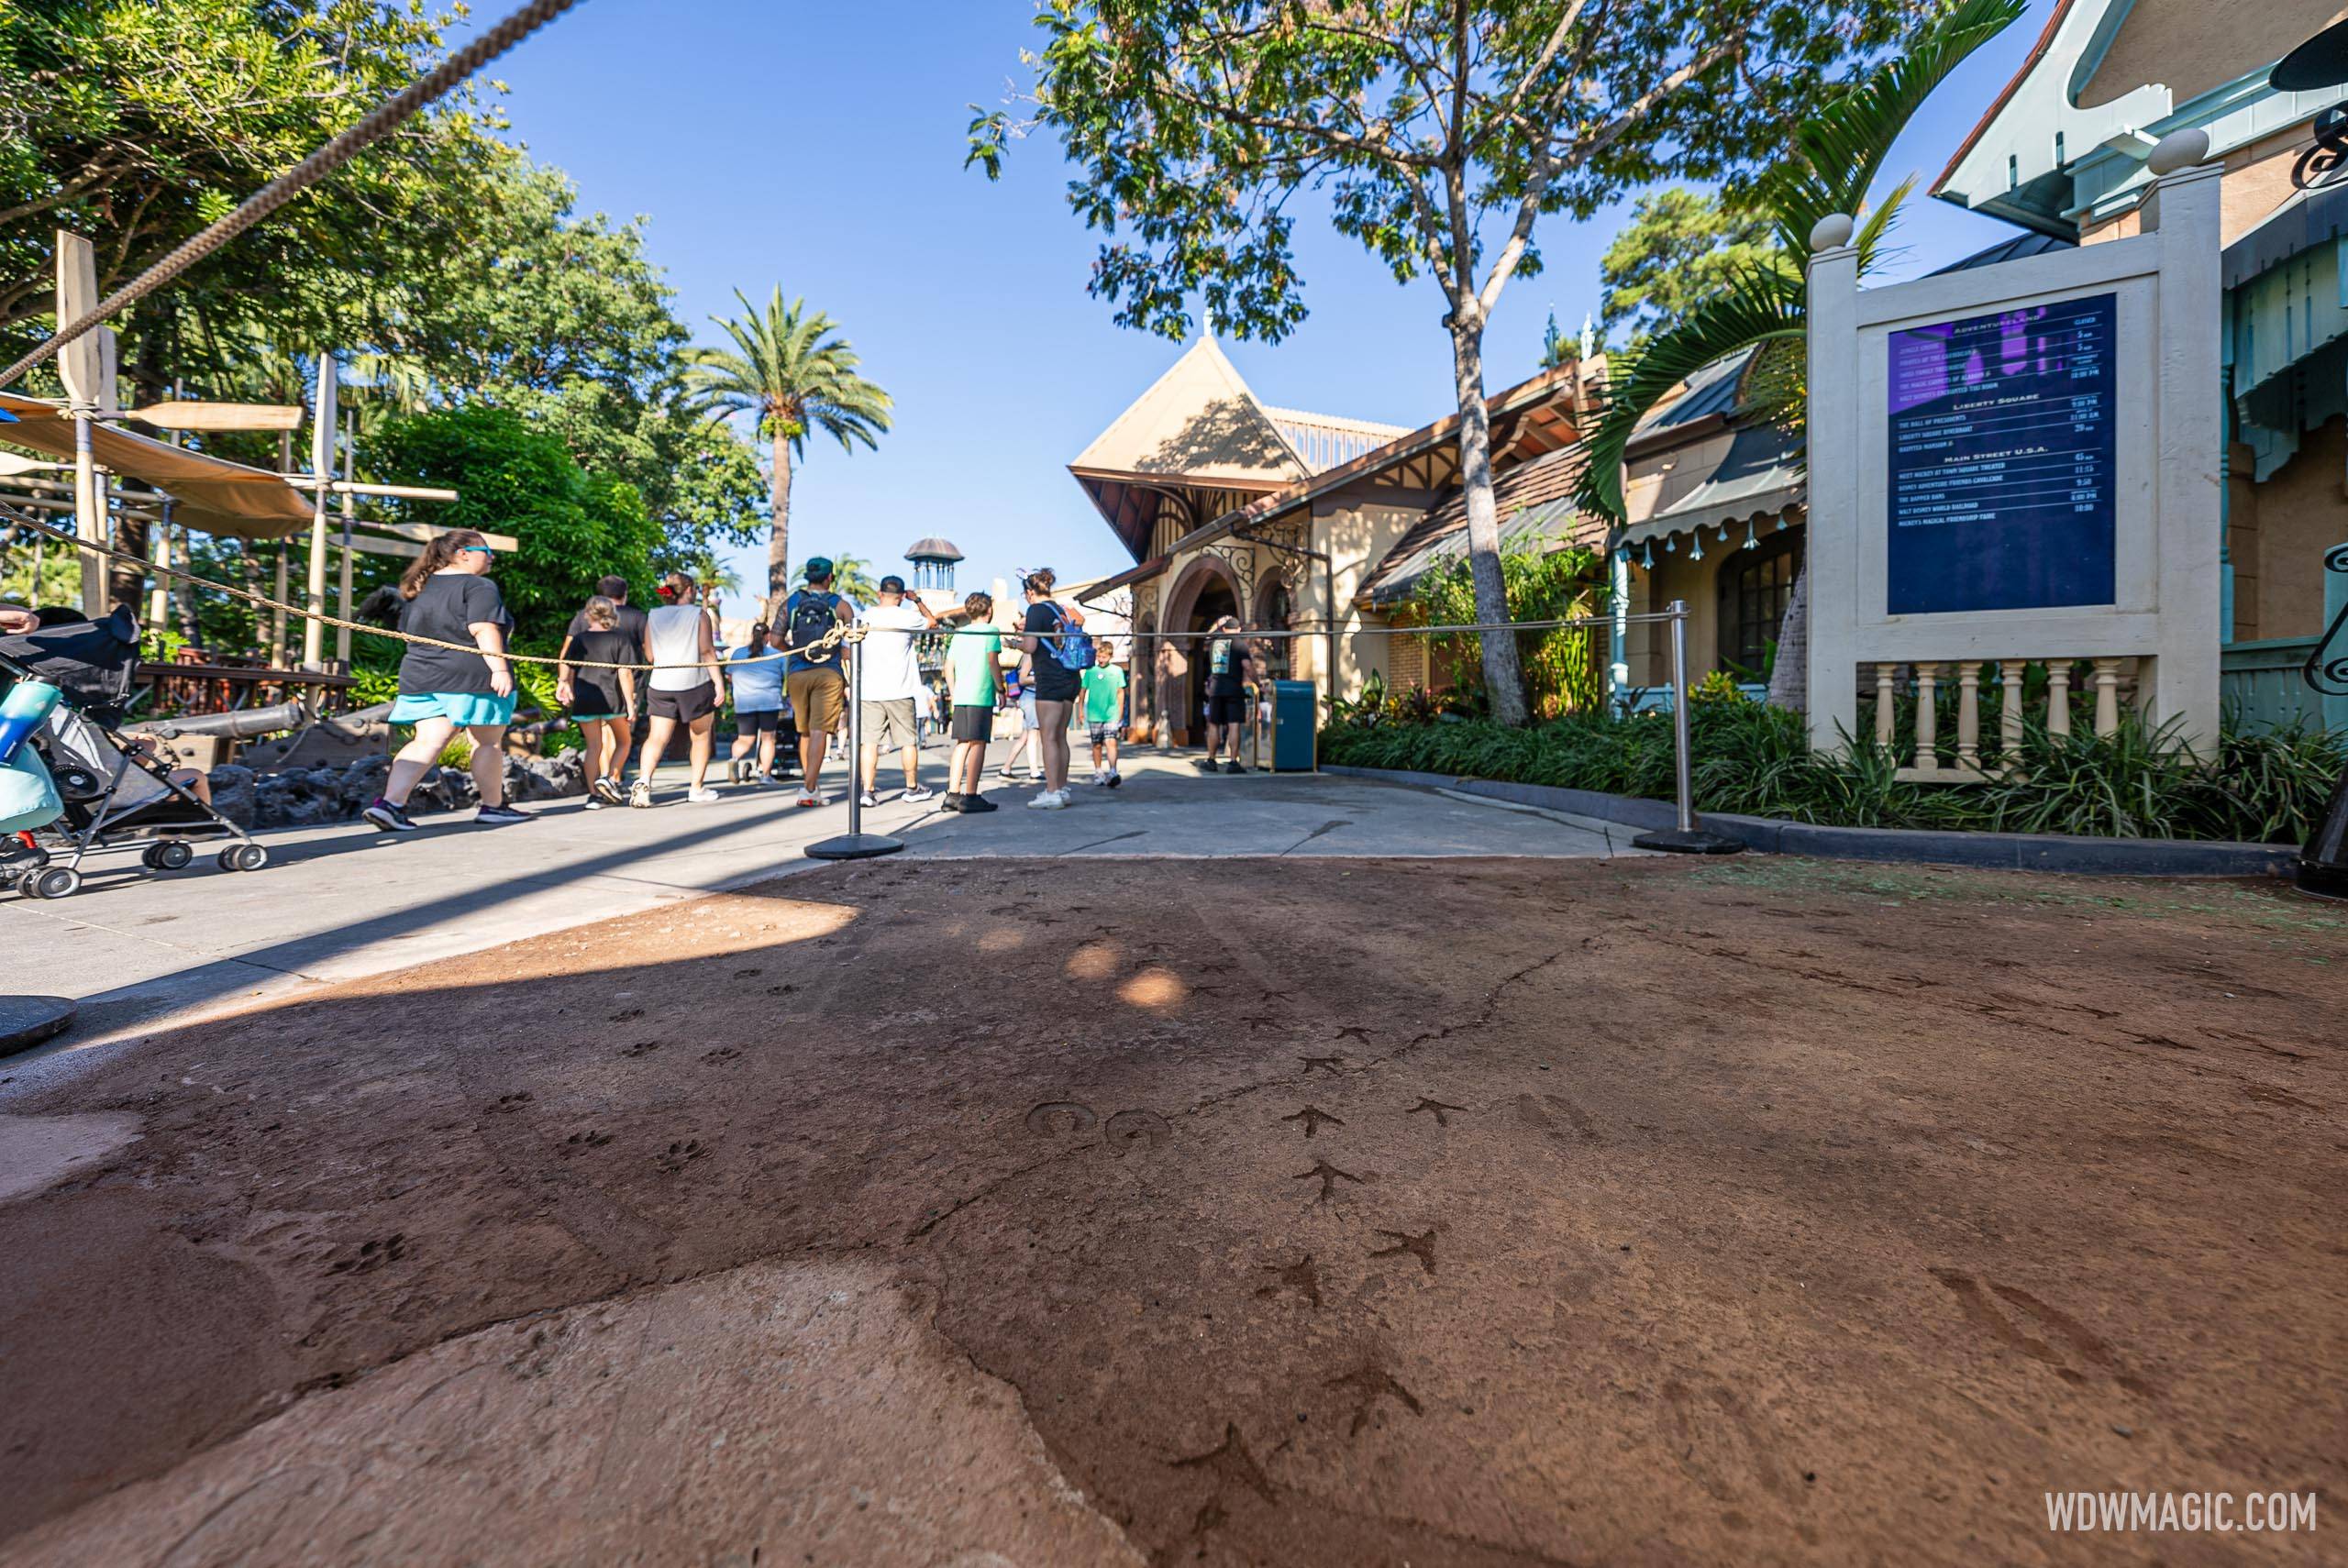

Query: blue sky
[486,0,2055,596]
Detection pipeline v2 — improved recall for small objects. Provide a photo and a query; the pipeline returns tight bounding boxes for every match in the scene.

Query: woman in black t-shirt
[557,594,640,806]
[361,529,527,833]
[1016,569,1085,808]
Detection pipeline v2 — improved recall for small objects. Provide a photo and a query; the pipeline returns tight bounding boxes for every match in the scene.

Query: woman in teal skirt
[362,528,528,832]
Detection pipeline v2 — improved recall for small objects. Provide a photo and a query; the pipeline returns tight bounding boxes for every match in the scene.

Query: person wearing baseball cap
[779,558,855,806]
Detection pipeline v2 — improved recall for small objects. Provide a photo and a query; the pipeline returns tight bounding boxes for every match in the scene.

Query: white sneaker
[687,786,720,803]
[901,785,935,803]
[1027,789,1070,810]
[858,790,880,809]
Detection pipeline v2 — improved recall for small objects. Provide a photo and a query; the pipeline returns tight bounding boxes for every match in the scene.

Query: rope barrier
[0,0,589,391]
[0,506,844,670]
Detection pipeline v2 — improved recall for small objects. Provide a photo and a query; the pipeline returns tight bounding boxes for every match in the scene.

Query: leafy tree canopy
[1598,187,1786,349]
[370,403,661,653]
[972,0,1926,726]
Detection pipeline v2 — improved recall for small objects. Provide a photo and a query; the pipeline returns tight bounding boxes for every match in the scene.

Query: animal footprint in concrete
[1368,1228,1436,1276]
[1281,1106,1343,1139]
[1324,1364,1423,1437]
[608,1007,645,1023]
[1333,1026,1373,1043]
[700,1046,741,1065]
[1661,1381,1789,1503]
[327,1233,407,1276]
[1294,1159,1364,1205]
[487,1091,534,1116]
[1105,1109,1171,1155]
[620,1040,662,1059]
[561,1130,611,1154]
[732,966,762,978]
[1407,1098,1466,1127]
[1255,1254,1323,1309]
[1516,1091,1595,1142]
[1168,1422,1277,1503]
[1025,1101,1099,1138]
[1299,1055,1346,1077]
[1931,1270,2152,1396]
[655,1139,707,1174]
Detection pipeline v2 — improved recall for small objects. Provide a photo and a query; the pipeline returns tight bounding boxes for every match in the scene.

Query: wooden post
[335,408,355,665]
[302,353,337,668]
[54,231,107,614]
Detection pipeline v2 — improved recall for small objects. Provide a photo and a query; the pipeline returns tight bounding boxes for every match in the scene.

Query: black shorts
[649,681,717,723]
[1206,692,1249,726]
[951,704,994,743]
[736,707,781,735]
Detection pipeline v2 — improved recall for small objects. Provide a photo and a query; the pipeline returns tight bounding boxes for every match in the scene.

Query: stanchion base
[805,834,906,862]
[2296,857,2348,900]
[1631,827,1746,856]
[0,994,76,1056]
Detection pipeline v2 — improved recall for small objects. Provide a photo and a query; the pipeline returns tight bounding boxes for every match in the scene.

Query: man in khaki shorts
[857,574,939,809]
[780,558,855,806]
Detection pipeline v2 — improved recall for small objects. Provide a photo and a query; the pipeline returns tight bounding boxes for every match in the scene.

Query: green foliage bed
[1320,698,2343,845]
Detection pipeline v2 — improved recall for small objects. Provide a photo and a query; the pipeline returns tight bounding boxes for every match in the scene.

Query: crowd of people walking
[354,541,1246,835]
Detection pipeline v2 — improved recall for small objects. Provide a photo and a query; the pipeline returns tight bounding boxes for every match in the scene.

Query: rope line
[0,507,844,670]
[0,0,587,391]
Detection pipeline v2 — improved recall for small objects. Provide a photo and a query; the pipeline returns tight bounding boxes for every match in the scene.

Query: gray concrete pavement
[4,743,1644,1079]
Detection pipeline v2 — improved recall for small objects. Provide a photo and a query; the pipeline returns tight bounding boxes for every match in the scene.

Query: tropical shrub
[1320,705,2343,845]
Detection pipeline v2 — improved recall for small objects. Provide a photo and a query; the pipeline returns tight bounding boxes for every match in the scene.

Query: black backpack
[786,591,838,666]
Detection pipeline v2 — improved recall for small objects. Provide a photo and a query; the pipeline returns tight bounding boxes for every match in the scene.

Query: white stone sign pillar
[1804,138,2223,764]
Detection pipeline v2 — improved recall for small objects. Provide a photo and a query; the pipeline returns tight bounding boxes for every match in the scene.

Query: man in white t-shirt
[856,575,941,808]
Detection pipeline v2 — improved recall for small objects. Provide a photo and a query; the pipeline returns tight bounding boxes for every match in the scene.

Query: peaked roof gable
[1069,337,1309,488]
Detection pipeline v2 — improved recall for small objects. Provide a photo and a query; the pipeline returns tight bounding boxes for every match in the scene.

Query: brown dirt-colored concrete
[2,856,2342,1566]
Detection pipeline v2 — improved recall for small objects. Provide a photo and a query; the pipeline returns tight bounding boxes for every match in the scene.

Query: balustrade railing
[1865,657,2133,782]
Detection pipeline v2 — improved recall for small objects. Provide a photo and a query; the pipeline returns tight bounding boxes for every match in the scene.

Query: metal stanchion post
[806,634,905,862]
[1631,600,1744,855]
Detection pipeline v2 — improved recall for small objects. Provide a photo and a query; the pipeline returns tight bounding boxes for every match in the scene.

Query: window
[1716,526,1801,678]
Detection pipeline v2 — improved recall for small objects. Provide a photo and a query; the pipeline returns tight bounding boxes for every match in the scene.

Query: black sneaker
[942,792,965,812]
[959,793,999,813]
[1223,760,1247,775]
[362,797,419,833]
[1192,757,1220,773]
[591,776,624,805]
[476,802,529,825]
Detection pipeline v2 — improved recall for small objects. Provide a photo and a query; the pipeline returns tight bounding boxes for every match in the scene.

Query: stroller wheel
[27,867,82,900]
[154,841,195,872]
[218,843,269,873]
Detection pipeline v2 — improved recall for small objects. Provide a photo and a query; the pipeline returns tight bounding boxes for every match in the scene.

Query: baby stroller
[0,606,279,900]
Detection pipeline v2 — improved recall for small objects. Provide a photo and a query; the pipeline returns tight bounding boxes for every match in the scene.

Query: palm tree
[685,287,892,602]
[1573,0,2022,710]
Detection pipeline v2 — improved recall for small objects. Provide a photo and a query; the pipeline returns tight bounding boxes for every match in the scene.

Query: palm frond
[1753,0,2025,260]
[1572,268,1807,525]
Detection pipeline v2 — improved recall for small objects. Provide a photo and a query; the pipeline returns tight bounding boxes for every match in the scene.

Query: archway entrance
[1183,579,1237,745]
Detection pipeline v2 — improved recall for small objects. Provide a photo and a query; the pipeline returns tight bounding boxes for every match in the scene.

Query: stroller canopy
[0,605,139,713]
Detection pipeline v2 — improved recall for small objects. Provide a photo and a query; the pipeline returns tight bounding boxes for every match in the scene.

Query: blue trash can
[1270,679,1317,771]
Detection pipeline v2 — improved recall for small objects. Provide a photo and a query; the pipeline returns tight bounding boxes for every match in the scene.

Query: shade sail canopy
[0,391,315,539]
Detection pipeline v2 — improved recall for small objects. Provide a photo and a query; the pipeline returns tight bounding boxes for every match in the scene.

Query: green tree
[970,0,1922,726]
[0,0,515,369]
[684,289,892,603]
[369,403,660,654]
[1572,0,2024,712]
[1599,187,1785,349]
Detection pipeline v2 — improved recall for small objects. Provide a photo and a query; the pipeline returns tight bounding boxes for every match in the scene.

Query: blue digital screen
[1886,293,2117,614]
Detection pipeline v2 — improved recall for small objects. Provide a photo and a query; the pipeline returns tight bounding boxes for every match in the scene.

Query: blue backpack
[1042,602,1095,673]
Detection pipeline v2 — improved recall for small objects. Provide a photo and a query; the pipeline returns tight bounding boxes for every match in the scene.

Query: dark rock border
[1323,766,2298,878]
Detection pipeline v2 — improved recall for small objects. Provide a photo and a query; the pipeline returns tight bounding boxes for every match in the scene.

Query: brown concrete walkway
[0,856,2341,1564]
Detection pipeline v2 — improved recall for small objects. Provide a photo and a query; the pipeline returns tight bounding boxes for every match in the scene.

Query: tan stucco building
[1069,337,1600,741]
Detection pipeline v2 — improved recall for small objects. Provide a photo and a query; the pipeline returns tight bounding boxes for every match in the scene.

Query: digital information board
[1885,292,2117,614]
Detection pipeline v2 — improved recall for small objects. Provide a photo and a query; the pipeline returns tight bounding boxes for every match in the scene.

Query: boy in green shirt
[943,592,1003,813]
[1080,640,1129,789]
